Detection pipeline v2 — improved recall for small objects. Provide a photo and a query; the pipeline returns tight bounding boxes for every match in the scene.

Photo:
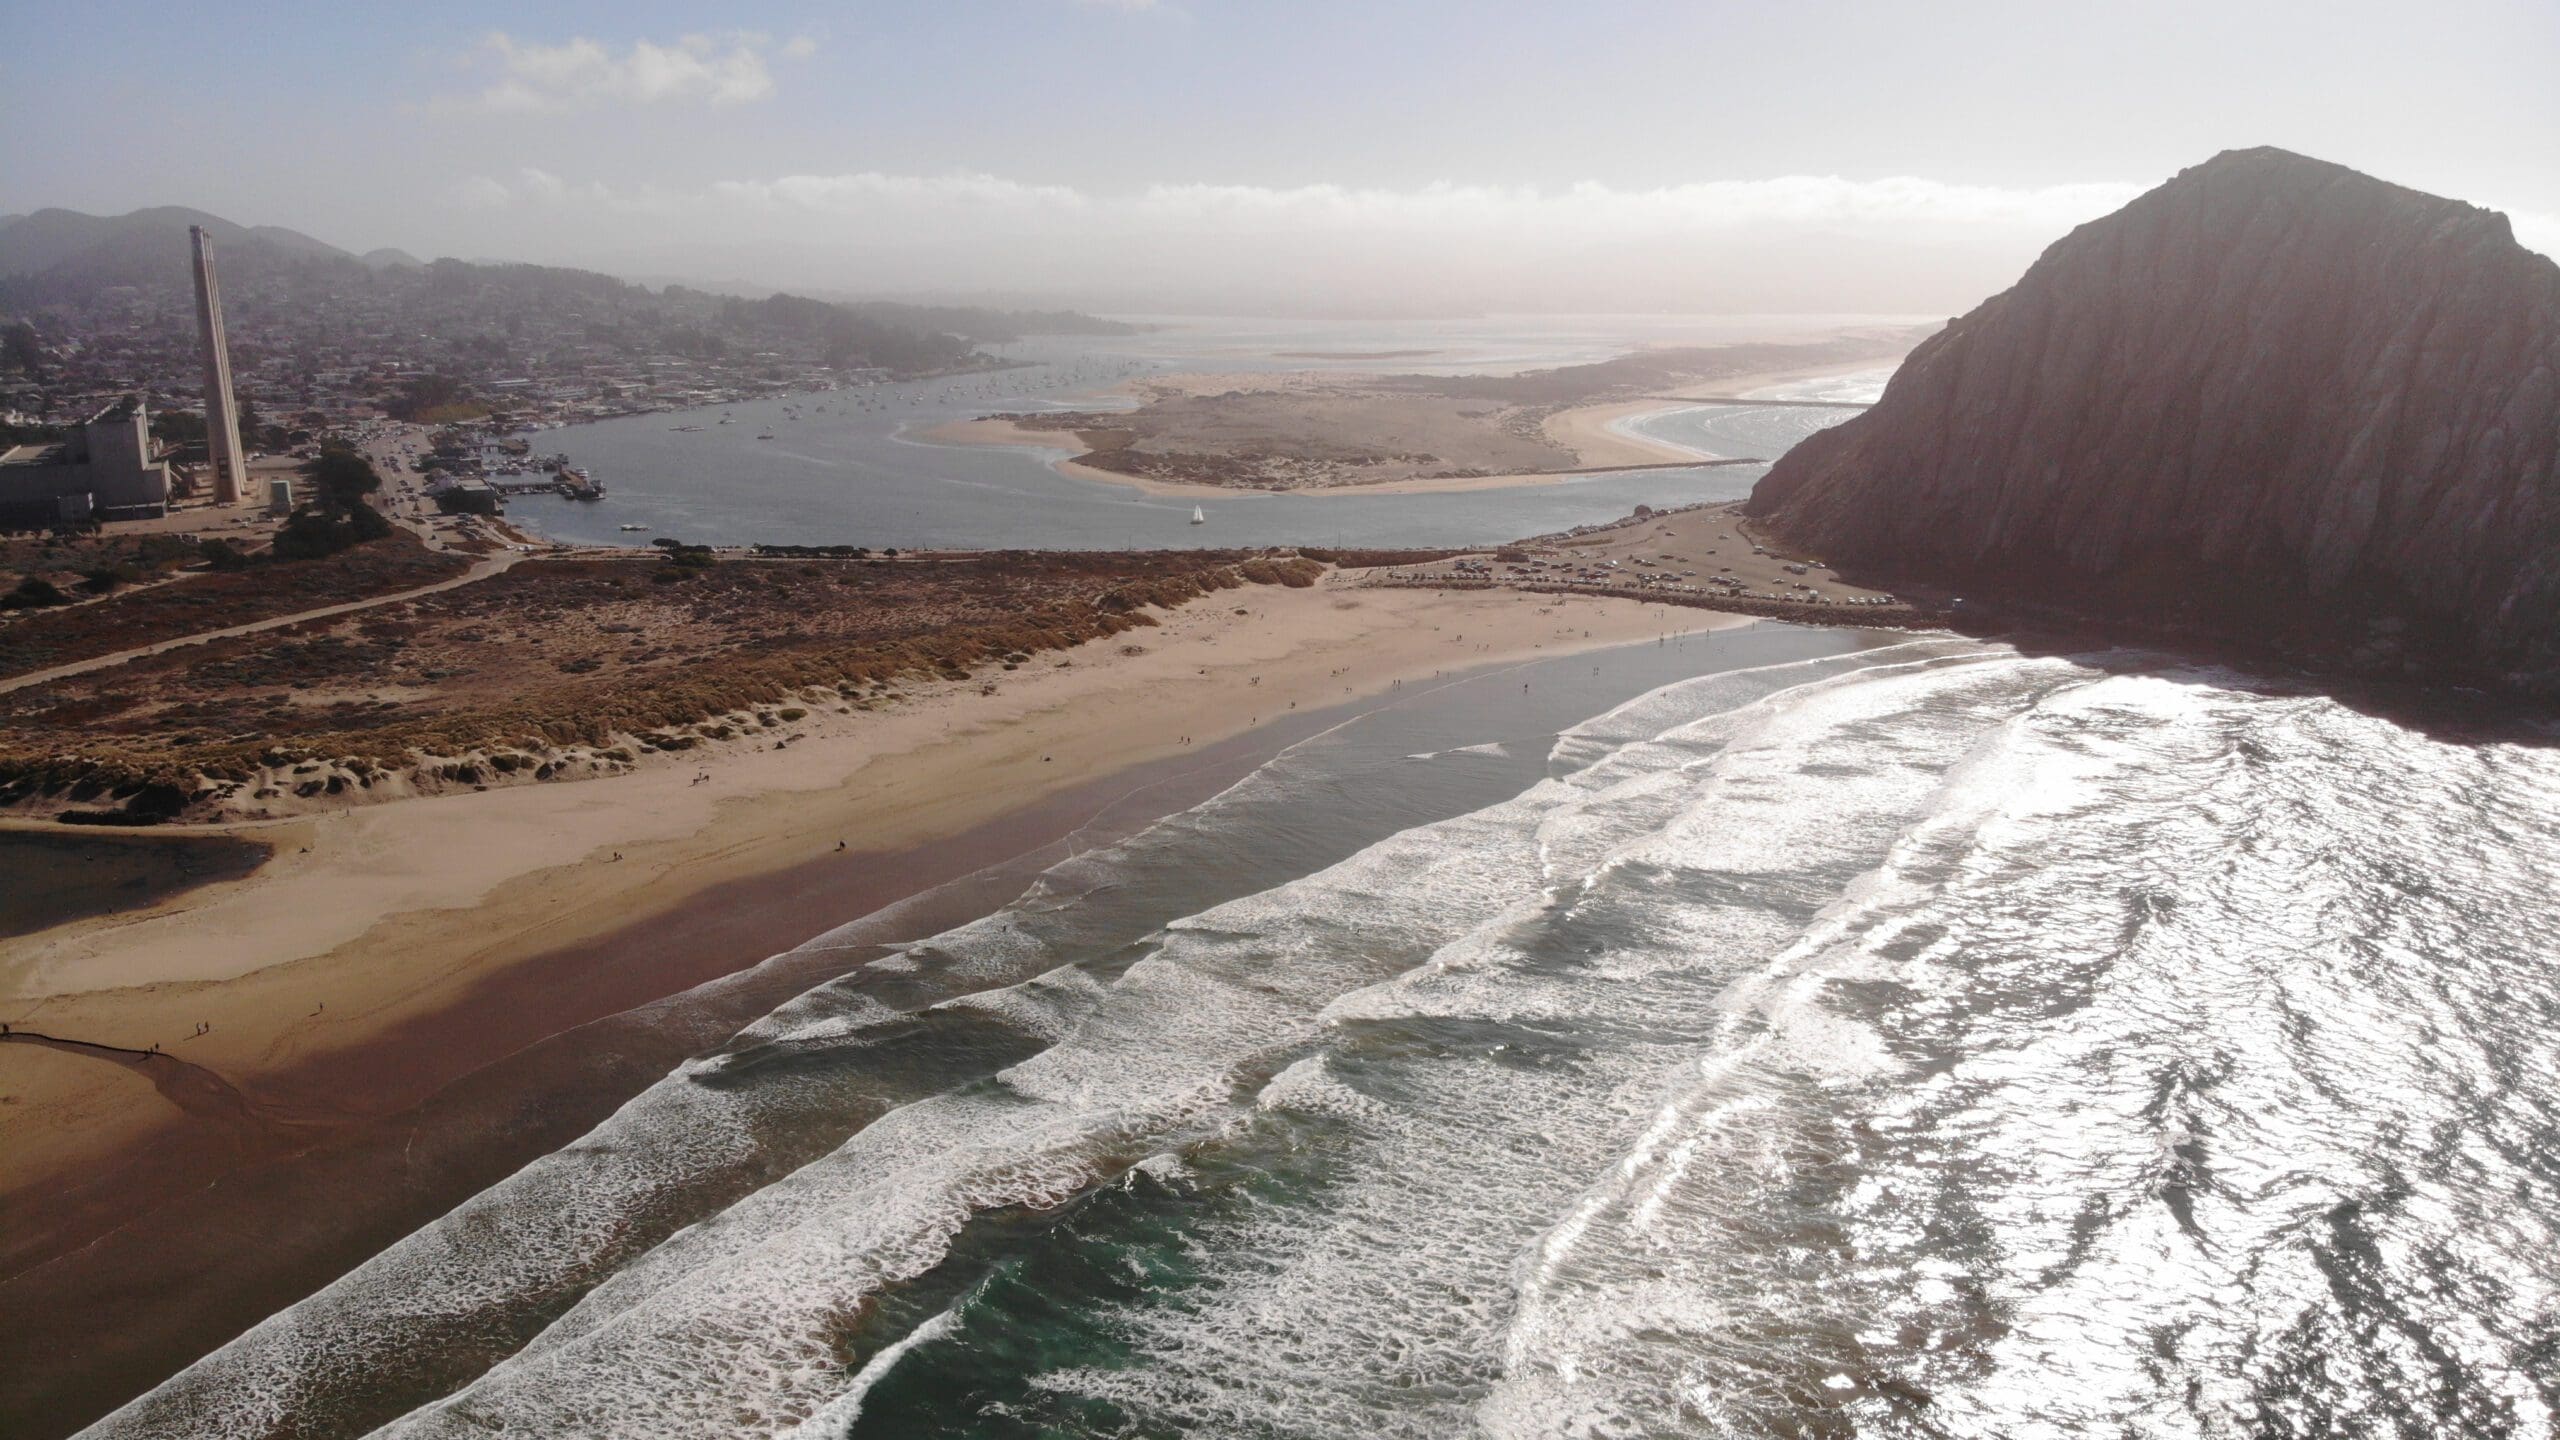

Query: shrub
[2,576,69,609]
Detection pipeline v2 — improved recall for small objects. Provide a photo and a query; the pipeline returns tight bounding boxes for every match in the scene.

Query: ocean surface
[80,334,2560,1435]
[89,625,2560,1438]
[501,316,1902,550]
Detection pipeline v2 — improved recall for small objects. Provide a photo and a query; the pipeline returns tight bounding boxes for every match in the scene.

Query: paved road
[0,551,521,696]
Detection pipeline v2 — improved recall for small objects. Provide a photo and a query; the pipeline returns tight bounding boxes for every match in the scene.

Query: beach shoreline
[0,576,1737,1217]
[916,357,1897,499]
[0,331,1904,1434]
[1538,396,1716,466]
[0,581,1749,1434]
[0,683,1408,1436]
[914,416,1759,498]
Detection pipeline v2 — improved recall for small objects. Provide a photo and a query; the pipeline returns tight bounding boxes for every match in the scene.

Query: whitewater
[88,635,2560,1438]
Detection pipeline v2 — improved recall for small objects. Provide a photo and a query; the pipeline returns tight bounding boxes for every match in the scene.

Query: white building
[0,398,172,526]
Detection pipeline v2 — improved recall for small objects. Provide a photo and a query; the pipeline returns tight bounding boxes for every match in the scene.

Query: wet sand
[1538,396,1719,466]
[0,580,1742,1435]
[0,712,1361,1436]
[0,832,272,941]
[2,581,1712,1178]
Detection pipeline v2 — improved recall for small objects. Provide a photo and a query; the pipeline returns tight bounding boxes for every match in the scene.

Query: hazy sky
[4,0,2552,313]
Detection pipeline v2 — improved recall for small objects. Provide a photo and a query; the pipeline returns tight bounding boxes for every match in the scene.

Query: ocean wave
[84,643,2560,1439]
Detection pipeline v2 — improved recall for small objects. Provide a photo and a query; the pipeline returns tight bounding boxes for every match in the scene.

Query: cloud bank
[454,33,814,113]
[435,163,2558,312]
[465,166,2145,236]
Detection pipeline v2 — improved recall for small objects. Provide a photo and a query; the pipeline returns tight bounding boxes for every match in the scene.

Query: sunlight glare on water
[87,639,2560,1440]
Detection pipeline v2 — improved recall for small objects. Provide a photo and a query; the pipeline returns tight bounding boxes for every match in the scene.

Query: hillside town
[0,209,1127,441]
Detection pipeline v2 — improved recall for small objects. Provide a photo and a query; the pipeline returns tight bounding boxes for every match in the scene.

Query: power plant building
[0,398,173,525]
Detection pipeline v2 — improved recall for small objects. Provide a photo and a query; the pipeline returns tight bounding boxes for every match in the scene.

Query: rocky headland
[1746,147,2560,694]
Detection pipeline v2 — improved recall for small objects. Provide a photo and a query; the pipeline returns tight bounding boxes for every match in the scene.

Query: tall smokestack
[189,224,247,505]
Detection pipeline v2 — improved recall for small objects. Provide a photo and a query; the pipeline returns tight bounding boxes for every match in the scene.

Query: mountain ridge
[0,206,351,278]
[0,206,1135,340]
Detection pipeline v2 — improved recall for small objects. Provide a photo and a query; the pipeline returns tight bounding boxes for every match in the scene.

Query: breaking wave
[88,639,2560,1439]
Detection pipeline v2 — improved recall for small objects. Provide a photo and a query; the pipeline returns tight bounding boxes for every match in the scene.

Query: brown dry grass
[999,388,1569,490]
[0,535,469,679]
[0,550,1322,816]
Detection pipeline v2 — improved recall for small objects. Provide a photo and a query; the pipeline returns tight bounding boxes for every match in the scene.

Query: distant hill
[1746,147,2560,693]
[0,206,352,283]
[0,205,1140,394]
[836,300,1140,341]
[0,206,1131,338]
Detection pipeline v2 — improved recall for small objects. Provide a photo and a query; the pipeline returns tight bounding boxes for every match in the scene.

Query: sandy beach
[0,572,1752,1433]
[1538,396,1717,467]
[0,577,1738,1198]
[916,415,1722,498]
[919,356,1896,499]
[0,330,1899,1434]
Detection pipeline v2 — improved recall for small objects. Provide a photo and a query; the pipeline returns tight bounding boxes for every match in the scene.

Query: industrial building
[0,397,172,526]
[190,224,248,504]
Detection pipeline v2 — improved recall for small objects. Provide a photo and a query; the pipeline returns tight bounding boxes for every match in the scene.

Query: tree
[1,577,68,610]
[0,321,46,379]
[386,373,479,422]
[234,397,288,453]
[80,562,141,594]
[274,443,394,559]
[301,444,384,510]
[151,409,207,446]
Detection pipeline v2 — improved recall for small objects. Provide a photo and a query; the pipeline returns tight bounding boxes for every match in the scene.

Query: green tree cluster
[273,443,395,559]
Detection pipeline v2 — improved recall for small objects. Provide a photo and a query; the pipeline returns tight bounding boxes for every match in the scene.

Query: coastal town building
[0,245,999,438]
[0,396,171,525]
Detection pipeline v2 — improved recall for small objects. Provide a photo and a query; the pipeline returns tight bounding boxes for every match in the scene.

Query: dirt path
[0,551,520,697]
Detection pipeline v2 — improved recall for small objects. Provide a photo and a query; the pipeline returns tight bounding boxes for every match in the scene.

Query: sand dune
[0,578,1738,1196]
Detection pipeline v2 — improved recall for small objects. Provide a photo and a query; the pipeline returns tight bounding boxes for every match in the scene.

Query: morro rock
[1747,147,2560,691]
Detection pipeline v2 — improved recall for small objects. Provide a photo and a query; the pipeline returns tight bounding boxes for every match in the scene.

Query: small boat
[619,523,647,531]
[757,433,778,440]
[1190,505,1206,525]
